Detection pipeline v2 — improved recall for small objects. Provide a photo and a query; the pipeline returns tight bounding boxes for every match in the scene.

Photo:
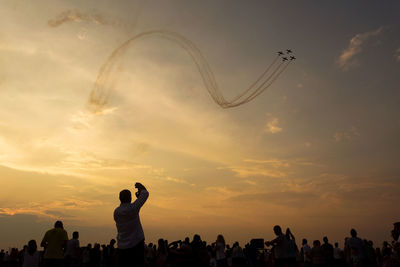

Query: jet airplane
[282,57,288,61]
[277,51,284,56]
[286,49,292,54]
[290,56,296,60]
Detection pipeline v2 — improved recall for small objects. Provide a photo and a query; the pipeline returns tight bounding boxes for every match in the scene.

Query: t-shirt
[273,234,289,259]
[302,244,311,262]
[215,242,226,260]
[346,237,365,259]
[23,251,39,267]
[65,239,80,259]
[334,247,342,259]
[41,228,68,259]
[322,243,334,261]
[232,246,244,258]
[311,246,326,265]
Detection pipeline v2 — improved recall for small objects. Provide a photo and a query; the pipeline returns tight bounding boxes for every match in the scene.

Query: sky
[0,0,400,249]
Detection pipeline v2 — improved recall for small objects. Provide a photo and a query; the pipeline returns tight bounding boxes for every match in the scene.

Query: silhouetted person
[9,248,17,267]
[285,228,297,267]
[346,229,365,266]
[81,244,91,267]
[311,240,325,266]
[265,225,288,267]
[89,243,101,267]
[0,250,5,267]
[40,221,68,267]
[215,235,227,267]
[322,236,334,266]
[106,239,117,267]
[231,242,245,267]
[65,231,80,267]
[155,239,168,267]
[392,222,400,266]
[333,242,343,267]
[23,240,39,267]
[365,240,377,267]
[114,182,149,267]
[392,222,400,242]
[302,239,312,267]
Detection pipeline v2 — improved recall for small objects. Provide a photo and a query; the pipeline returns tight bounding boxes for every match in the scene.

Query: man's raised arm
[132,182,149,212]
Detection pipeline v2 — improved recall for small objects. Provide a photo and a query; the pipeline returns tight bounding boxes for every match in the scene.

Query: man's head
[350,228,357,238]
[54,221,63,229]
[73,231,79,239]
[392,222,400,241]
[273,225,282,236]
[119,189,132,203]
[323,236,328,243]
[302,238,307,245]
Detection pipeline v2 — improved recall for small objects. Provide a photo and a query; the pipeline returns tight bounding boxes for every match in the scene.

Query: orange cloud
[265,114,282,134]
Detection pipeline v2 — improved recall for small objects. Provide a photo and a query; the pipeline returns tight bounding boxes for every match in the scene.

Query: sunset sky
[1,0,400,249]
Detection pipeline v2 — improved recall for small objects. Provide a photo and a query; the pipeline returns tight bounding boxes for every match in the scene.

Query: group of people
[0,183,399,267]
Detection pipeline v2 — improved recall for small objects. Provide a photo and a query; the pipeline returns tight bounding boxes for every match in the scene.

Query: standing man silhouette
[114,182,149,267]
[41,221,68,267]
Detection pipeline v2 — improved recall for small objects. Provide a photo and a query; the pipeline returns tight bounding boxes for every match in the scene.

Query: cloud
[333,126,360,142]
[165,176,195,186]
[395,48,400,62]
[229,191,319,207]
[0,199,103,219]
[224,158,318,179]
[48,9,133,32]
[265,114,282,134]
[337,27,383,71]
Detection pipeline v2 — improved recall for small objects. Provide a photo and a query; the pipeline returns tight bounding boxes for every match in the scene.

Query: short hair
[273,225,282,234]
[119,189,132,203]
[73,231,79,239]
[54,221,63,229]
[350,229,357,237]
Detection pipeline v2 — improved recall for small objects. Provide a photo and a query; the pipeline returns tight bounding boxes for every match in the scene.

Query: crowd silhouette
[1,223,400,267]
[1,184,399,267]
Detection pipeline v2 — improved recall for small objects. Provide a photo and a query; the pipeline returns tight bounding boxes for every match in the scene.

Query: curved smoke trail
[87,30,292,113]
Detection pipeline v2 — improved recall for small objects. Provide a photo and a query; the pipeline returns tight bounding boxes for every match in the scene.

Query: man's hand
[134,182,146,198]
[135,182,146,191]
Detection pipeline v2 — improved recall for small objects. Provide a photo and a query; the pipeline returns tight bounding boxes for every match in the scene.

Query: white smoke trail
[87,30,292,113]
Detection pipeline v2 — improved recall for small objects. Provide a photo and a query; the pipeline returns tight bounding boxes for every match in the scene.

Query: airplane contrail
[86,30,294,113]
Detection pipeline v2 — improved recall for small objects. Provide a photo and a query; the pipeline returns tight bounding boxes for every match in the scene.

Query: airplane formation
[277,49,296,62]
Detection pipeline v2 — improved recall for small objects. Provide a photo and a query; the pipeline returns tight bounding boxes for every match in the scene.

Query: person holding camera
[114,182,149,267]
